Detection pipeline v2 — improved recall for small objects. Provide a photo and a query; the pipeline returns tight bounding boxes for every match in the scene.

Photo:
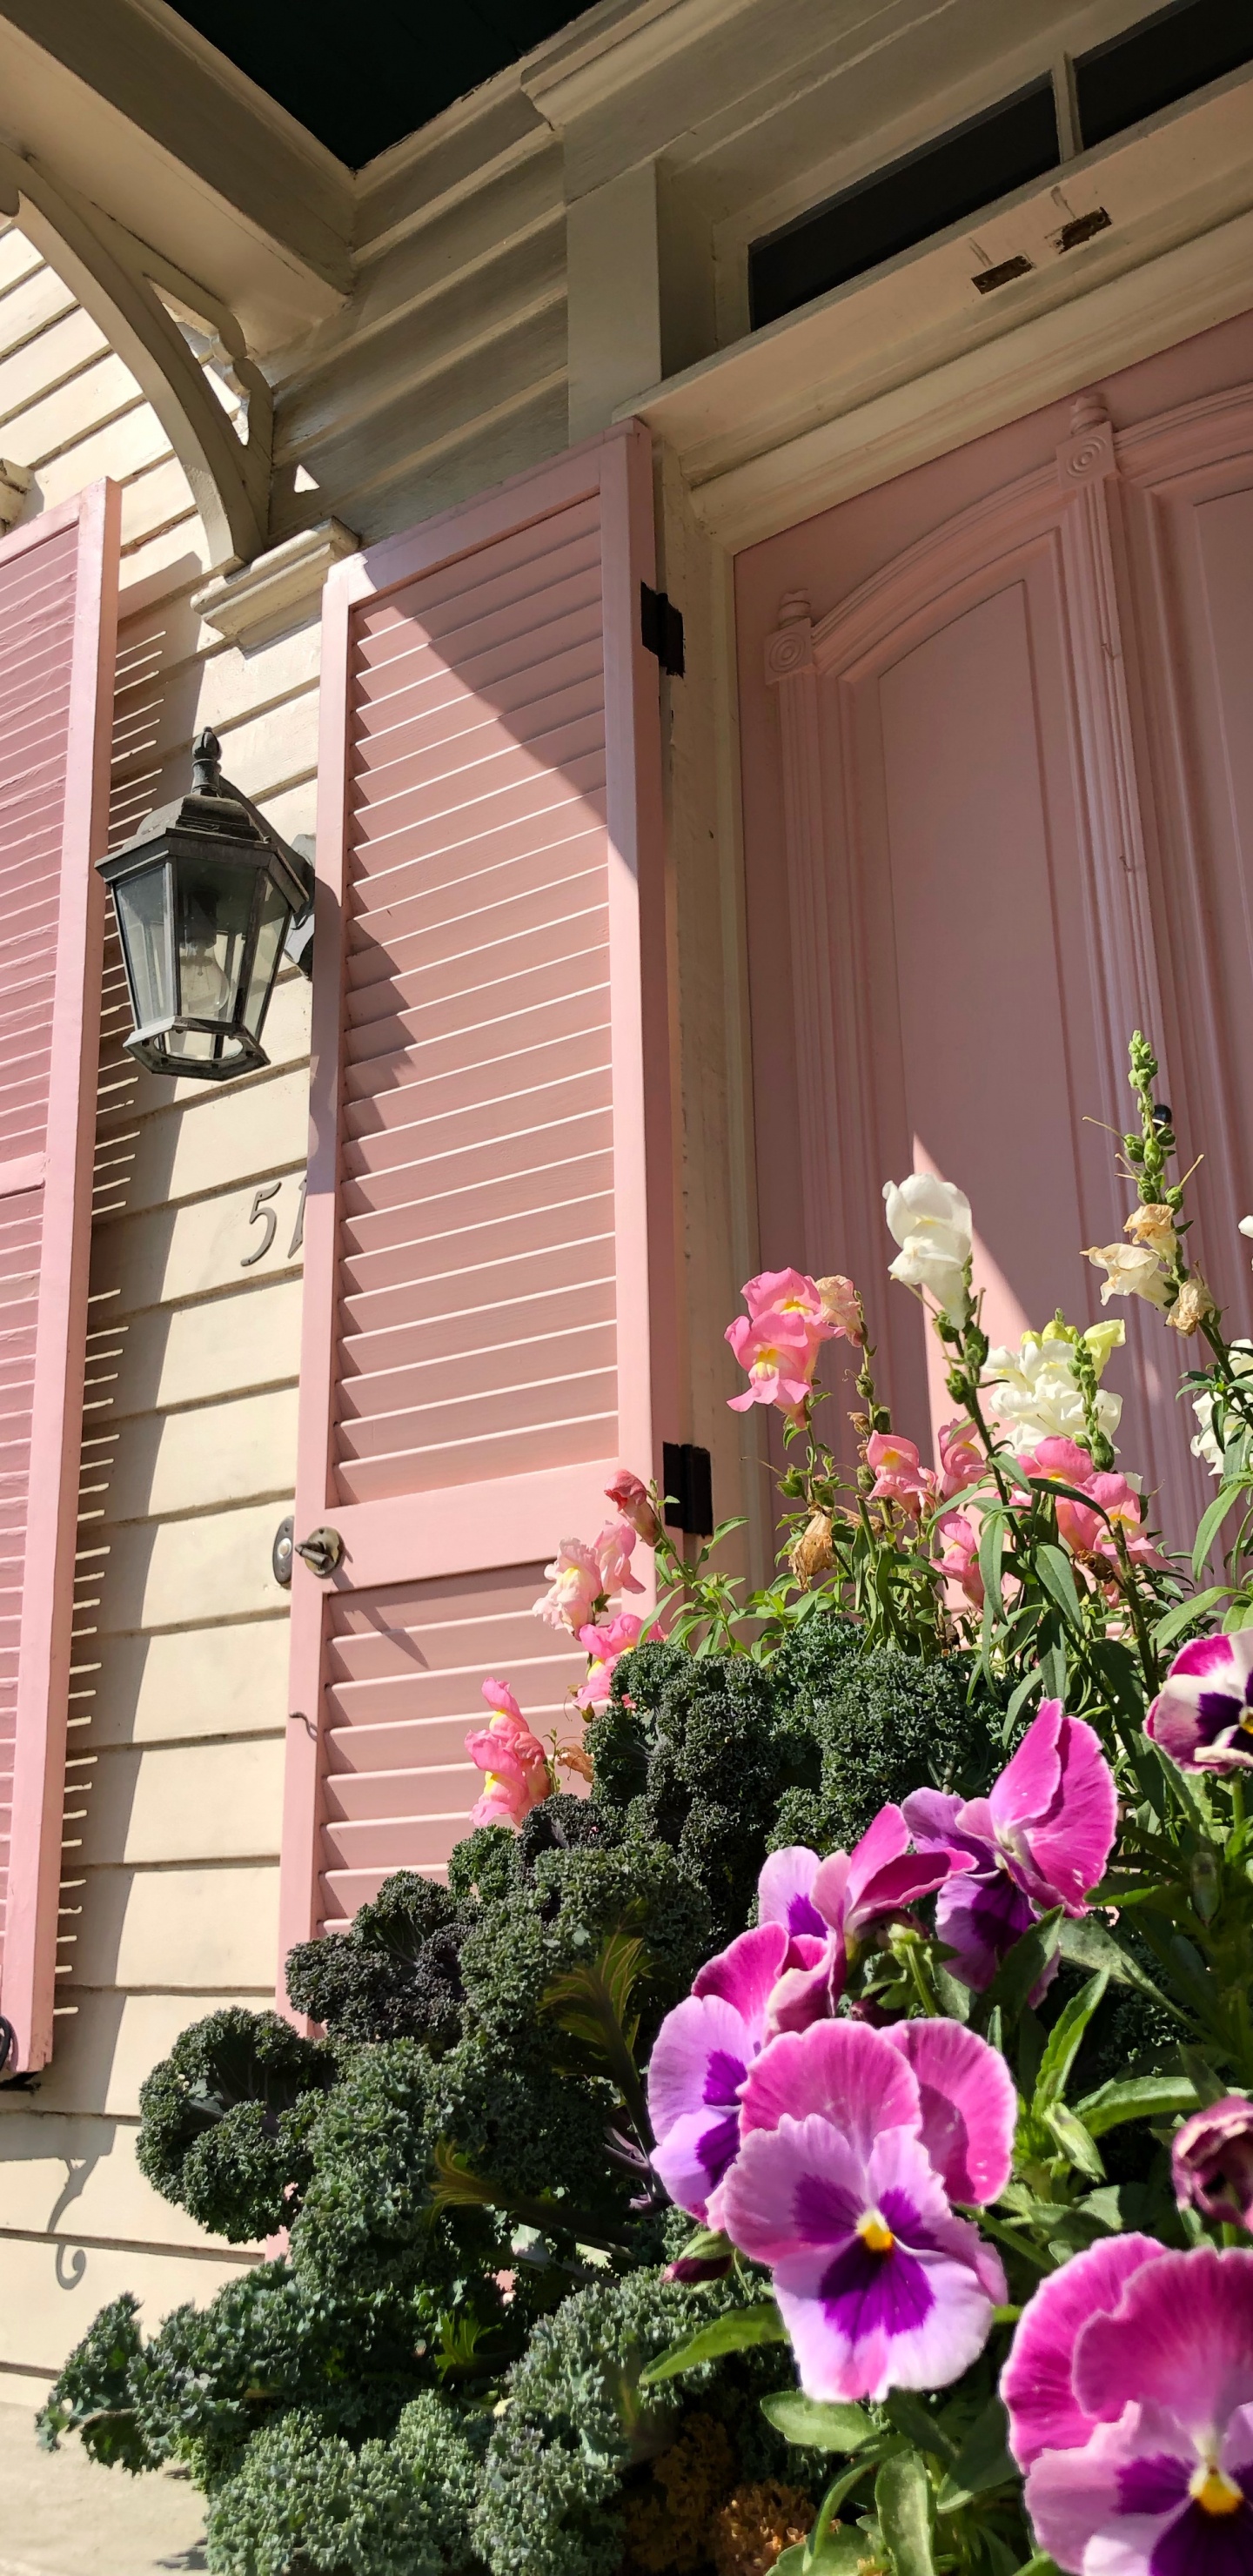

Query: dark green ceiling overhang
[167,1,593,168]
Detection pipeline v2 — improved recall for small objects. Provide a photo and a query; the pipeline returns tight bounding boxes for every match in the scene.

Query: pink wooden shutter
[279,424,674,1953]
[0,484,120,2070]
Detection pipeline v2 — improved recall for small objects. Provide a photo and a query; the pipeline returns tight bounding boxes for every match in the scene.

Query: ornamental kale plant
[40,1032,1253,2576]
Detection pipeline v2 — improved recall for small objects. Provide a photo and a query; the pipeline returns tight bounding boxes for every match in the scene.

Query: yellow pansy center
[1191,2466,1243,2516]
[857,2210,895,2256]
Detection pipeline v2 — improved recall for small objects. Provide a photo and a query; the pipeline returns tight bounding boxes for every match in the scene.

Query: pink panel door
[738,311,1253,1546]
[279,424,673,1955]
[0,485,119,2070]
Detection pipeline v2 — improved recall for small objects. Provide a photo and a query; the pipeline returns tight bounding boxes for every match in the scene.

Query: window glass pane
[748,81,1059,331]
[113,864,174,1030]
[1075,0,1253,150]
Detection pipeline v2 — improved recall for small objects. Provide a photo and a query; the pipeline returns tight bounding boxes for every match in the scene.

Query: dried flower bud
[1169,1271,1216,1336]
[712,2482,814,2576]
[815,1273,865,1344]
[555,1744,595,1783]
[1125,1203,1178,1258]
[789,1512,834,1587]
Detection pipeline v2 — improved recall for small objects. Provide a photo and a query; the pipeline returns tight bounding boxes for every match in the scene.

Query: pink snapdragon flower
[714,2018,1010,2402]
[741,1269,830,1324]
[866,1432,935,1517]
[1005,2244,1253,2575]
[574,1612,643,1711]
[533,1537,604,1633]
[937,1419,984,1499]
[466,1679,551,1829]
[1147,1632,1253,1774]
[726,1307,824,1417]
[593,1516,645,1597]
[759,1816,965,2034]
[935,1512,984,1609]
[1023,1434,1165,1574]
[604,1469,661,1548]
[904,1699,1117,1994]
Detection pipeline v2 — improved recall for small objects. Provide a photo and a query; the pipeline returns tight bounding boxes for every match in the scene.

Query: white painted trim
[192,520,359,646]
[629,69,1253,549]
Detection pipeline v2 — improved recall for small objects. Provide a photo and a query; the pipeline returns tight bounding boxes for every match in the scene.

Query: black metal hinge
[640,583,685,677]
[663,1441,713,1538]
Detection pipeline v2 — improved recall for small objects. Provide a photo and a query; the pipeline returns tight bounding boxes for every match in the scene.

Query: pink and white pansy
[646,1922,788,2220]
[714,2018,1013,2402]
[760,1814,965,2034]
[1006,2242,1253,2576]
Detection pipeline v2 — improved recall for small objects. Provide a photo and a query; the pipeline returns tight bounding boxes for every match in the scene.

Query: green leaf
[1193,1482,1246,1580]
[803,2536,877,2575]
[936,2397,1018,2512]
[640,2302,785,2382]
[1056,1915,1180,2017]
[875,2452,934,2576]
[761,2392,875,2452]
[1043,2102,1105,2179]
[884,2392,957,2463]
[1035,1544,1084,1633]
[1034,1972,1108,2113]
[975,1910,1062,2034]
[1154,1587,1230,1654]
[1075,2074,1197,2135]
[1180,2046,1231,2109]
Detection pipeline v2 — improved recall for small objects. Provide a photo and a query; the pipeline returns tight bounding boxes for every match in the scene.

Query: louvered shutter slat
[0,486,118,2070]
[279,426,674,1949]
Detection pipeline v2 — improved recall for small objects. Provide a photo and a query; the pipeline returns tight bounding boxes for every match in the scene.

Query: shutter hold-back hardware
[663,1443,714,1538]
[640,583,685,677]
[293,1526,344,1578]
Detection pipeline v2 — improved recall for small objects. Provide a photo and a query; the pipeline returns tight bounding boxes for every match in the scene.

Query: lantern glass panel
[243,870,291,1041]
[113,861,175,1030]
[175,853,255,1027]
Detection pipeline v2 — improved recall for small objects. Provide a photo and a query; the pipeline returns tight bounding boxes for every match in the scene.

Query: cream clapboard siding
[0,217,315,2399]
[271,87,567,545]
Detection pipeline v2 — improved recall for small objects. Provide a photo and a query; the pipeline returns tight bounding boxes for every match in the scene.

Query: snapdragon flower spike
[716,2020,1008,2403]
[1010,2245,1253,2576]
[761,1815,967,2035]
[726,1307,822,1415]
[1147,1632,1253,1774]
[646,1922,788,2220]
[466,1680,551,1830]
[903,1701,1116,1999]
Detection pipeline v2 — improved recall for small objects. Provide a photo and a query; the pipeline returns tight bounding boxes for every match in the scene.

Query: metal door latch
[293,1526,344,1577]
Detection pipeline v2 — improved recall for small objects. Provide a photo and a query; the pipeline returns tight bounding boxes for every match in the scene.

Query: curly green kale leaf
[137,2009,336,2243]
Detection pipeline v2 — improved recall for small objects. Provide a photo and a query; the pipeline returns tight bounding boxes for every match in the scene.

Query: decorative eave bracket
[0,139,271,567]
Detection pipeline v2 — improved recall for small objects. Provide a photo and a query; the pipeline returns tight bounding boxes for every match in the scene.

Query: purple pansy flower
[714,2019,1009,2402]
[761,1815,965,2034]
[903,1700,1116,1996]
[1006,2244,1253,2576]
[647,1921,787,2218]
[1148,1633,1253,1774]
[1173,2096,1253,2230]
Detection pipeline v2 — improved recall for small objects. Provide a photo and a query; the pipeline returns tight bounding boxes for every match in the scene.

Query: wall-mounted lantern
[97,728,313,1080]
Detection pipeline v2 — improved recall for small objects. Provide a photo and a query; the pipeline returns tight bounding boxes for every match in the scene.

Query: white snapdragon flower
[883,1173,972,1325]
[1191,1343,1253,1479]
[1083,1239,1172,1309]
[988,1320,1123,1457]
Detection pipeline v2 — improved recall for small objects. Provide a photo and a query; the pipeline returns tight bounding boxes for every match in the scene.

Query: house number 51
[240,1176,306,1268]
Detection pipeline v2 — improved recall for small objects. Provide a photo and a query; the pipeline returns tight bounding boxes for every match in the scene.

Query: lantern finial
[191,728,223,794]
